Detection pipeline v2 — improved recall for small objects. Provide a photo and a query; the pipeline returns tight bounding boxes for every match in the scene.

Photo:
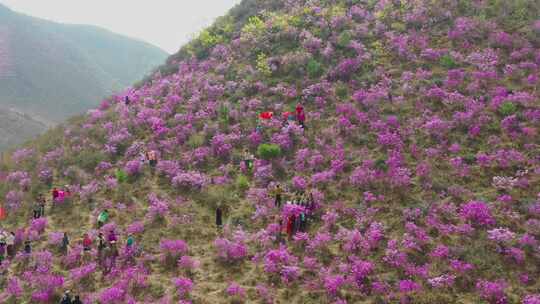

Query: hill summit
[0,0,539,303]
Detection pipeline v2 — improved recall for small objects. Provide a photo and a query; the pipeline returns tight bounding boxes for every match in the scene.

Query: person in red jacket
[52,188,59,201]
[296,104,306,128]
[83,233,92,252]
[286,215,295,239]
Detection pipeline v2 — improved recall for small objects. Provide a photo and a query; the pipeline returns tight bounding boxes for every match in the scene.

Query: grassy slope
[0,0,539,303]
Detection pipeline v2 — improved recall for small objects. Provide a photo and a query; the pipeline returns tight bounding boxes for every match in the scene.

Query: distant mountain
[0,106,46,151]
[0,3,167,149]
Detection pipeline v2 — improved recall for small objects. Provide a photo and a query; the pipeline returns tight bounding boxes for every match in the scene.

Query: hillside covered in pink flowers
[0,0,540,303]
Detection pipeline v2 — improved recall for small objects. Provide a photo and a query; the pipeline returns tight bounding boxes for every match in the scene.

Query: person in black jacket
[72,295,82,304]
[24,241,31,254]
[60,290,72,304]
[61,232,69,255]
[216,205,223,228]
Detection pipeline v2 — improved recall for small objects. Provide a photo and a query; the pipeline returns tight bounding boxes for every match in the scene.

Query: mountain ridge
[0,3,168,150]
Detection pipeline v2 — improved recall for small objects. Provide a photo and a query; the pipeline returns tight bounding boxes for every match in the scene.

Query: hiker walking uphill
[216,205,223,228]
[126,234,134,248]
[38,194,46,217]
[97,210,109,228]
[72,295,82,304]
[52,187,59,202]
[273,183,284,208]
[83,233,92,252]
[147,150,158,168]
[24,240,31,254]
[60,290,72,304]
[0,237,6,265]
[97,232,106,264]
[296,104,306,128]
[242,148,254,171]
[33,199,41,219]
[6,231,15,258]
[107,230,118,245]
[61,232,69,255]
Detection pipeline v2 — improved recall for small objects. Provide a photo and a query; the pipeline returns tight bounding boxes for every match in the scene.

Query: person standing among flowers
[296,104,306,129]
[216,205,223,229]
[83,233,92,251]
[97,209,109,228]
[6,231,15,258]
[274,183,284,208]
[242,148,254,171]
[61,232,70,255]
[38,194,46,217]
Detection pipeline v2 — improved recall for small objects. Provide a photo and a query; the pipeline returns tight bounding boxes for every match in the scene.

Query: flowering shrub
[99,286,125,303]
[124,160,141,176]
[459,201,495,227]
[214,237,248,263]
[48,232,64,246]
[476,280,507,304]
[6,277,23,299]
[30,218,48,234]
[178,255,200,272]
[147,193,169,220]
[70,263,97,283]
[487,228,516,244]
[173,277,194,298]
[160,239,189,258]
[172,171,208,190]
[226,282,246,300]
[126,221,145,235]
[6,190,23,211]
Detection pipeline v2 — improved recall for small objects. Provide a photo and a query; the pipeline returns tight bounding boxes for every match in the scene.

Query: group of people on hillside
[60,290,83,304]
[53,211,136,275]
[52,186,72,204]
[138,149,159,171]
[32,194,46,219]
[257,103,308,133]
[283,104,306,129]
[0,231,33,265]
[214,181,317,243]
[0,230,16,263]
[278,187,316,240]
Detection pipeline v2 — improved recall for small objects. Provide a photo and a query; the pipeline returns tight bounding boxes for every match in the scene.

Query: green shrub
[307,59,323,78]
[374,158,388,171]
[499,102,518,116]
[219,104,230,126]
[115,169,128,183]
[335,82,349,99]
[256,53,272,77]
[187,133,205,149]
[242,16,265,37]
[337,31,352,48]
[439,54,458,69]
[257,143,282,160]
[198,29,222,49]
[235,174,250,191]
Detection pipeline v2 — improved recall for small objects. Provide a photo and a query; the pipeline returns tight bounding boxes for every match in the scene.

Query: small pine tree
[257,144,282,160]
[499,102,518,116]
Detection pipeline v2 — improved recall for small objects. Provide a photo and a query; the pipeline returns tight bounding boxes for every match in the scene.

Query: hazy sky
[0,0,241,53]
